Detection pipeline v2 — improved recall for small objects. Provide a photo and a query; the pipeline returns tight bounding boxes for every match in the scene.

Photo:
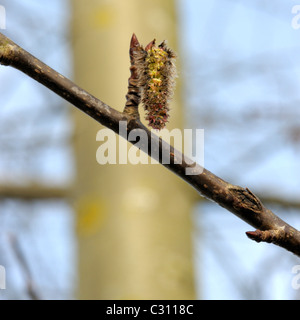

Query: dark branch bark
[1,32,300,257]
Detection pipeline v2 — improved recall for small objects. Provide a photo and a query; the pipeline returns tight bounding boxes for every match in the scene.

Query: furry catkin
[135,39,176,130]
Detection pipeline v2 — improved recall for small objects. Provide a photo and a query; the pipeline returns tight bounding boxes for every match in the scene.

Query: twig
[1,32,300,257]
[9,234,40,300]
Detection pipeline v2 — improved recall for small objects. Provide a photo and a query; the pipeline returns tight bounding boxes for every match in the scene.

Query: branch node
[230,186,263,213]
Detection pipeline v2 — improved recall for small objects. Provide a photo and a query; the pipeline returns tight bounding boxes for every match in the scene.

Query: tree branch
[1,32,300,257]
[0,184,69,200]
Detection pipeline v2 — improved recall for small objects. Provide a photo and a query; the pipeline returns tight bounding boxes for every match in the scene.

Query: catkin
[135,40,176,130]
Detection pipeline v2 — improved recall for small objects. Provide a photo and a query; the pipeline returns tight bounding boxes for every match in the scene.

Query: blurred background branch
[0,185,69,200]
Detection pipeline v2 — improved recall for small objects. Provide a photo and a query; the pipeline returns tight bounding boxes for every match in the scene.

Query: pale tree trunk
[71,0,197,299]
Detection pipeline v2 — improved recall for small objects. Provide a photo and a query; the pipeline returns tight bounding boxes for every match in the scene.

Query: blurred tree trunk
[71,0,197,299]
